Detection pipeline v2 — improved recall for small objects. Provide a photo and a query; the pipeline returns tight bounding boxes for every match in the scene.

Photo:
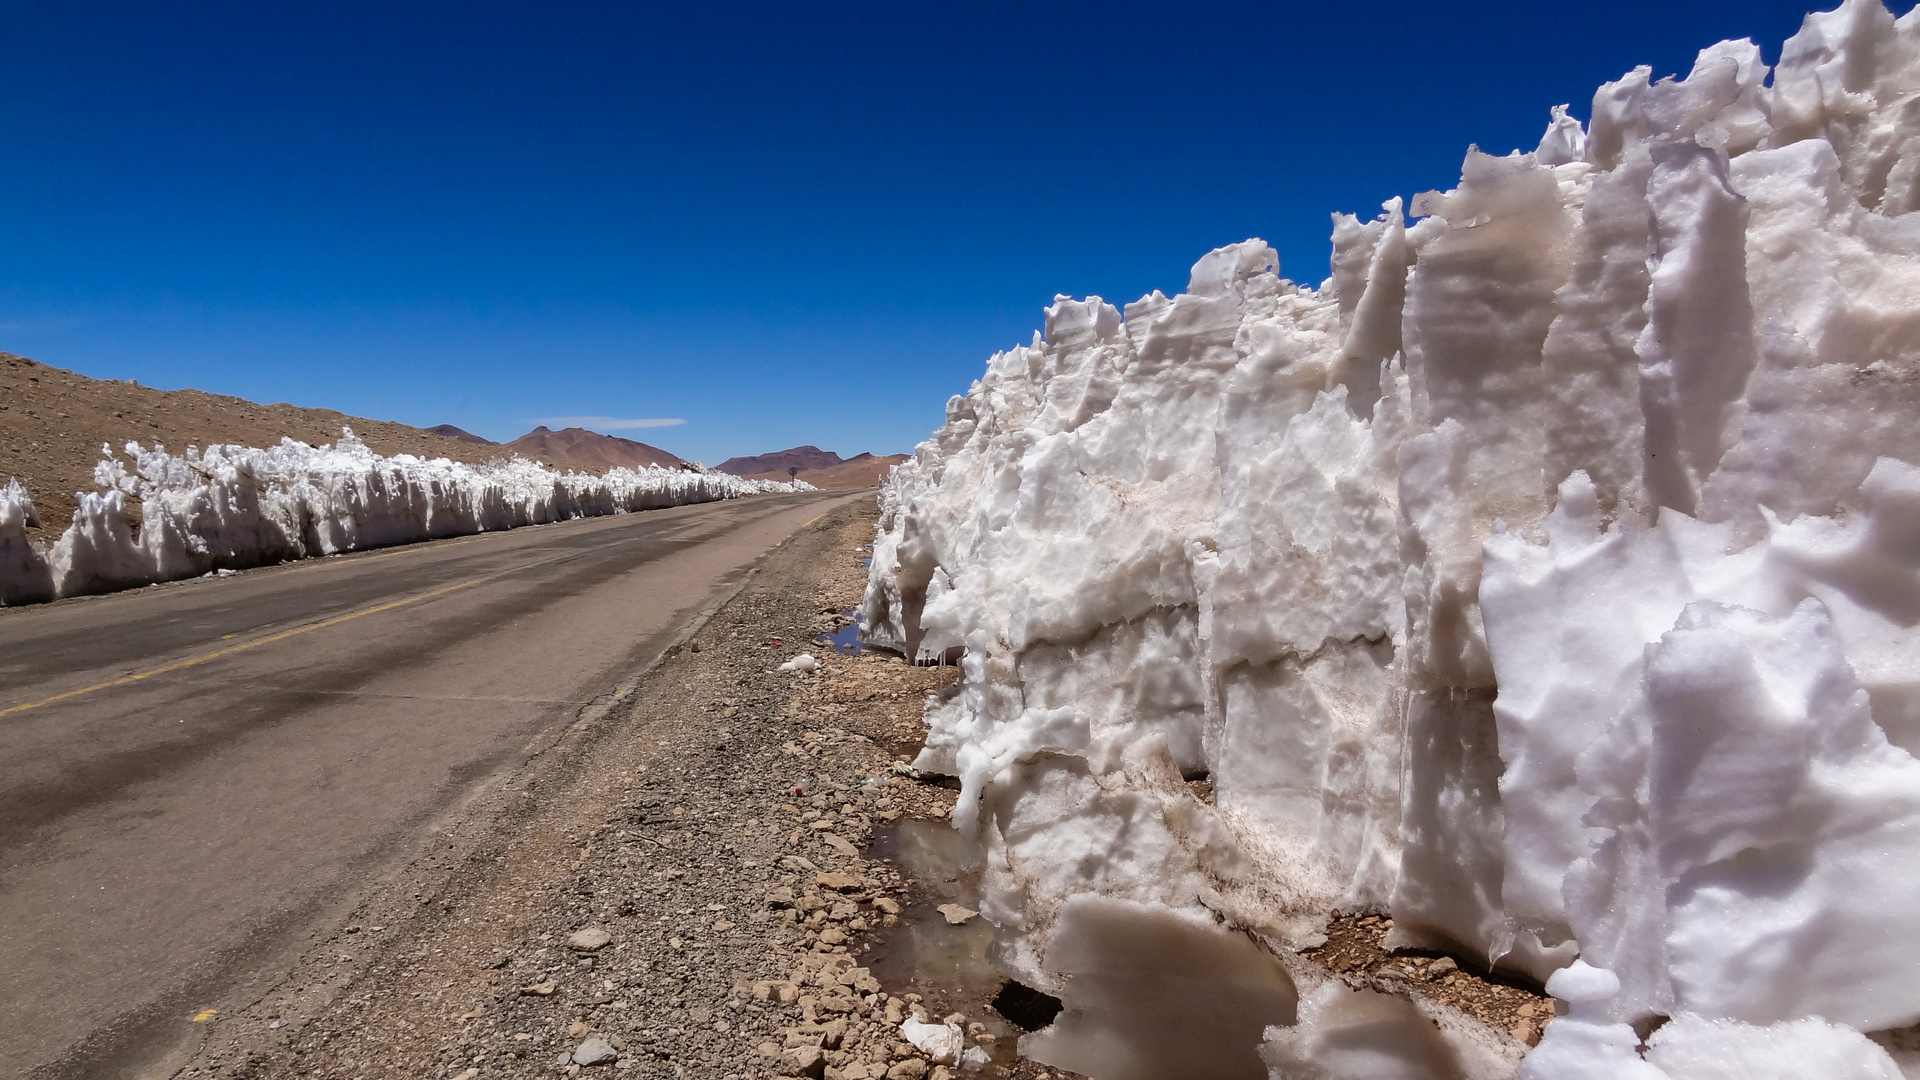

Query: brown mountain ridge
[500,426,687,472]
[721,445,908,489]
[715,445,844,477]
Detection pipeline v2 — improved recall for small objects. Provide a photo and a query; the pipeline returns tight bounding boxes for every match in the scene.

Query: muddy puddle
[817,608,867,655]
[865,817,1059,1070]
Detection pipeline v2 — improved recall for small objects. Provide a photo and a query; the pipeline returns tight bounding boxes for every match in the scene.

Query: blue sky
[0,1,1855,463]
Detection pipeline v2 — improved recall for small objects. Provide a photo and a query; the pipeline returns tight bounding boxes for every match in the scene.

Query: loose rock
[572,1035,618,1066]
[567,926,613,952]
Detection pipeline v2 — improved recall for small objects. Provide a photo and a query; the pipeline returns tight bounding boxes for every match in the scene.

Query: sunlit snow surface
[0,429,810,604]
[862,2,1920,1076]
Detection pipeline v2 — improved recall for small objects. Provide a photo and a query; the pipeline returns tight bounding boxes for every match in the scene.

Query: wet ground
[864,820,1040,1071]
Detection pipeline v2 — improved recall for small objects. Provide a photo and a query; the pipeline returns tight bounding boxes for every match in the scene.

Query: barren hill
[427,424,495,444]
[500,426,687,472]
[0,352,506,539]
[716,445,844,477]
[746,452,909,490]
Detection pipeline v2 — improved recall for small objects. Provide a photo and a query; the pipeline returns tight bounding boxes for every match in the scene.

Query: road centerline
[0,576,485,719]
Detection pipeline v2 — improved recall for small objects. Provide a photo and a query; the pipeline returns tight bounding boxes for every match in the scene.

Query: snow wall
[862,2,1920,1077]
[0,429,810,606]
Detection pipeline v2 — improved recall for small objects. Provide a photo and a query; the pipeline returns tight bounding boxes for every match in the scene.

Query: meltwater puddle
[816,608,867,655]
[864,818,1060,1069]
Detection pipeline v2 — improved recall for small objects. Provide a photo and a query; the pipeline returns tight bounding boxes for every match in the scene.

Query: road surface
[0,489,860,1078]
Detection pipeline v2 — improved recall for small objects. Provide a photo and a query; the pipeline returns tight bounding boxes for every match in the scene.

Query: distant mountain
[503,426,687,472]
[746,452,910,490]
[716,445,844,477]
[427,424,495,444]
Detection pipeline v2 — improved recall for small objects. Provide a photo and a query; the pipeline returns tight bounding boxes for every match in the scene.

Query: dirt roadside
[169,497,1071,1080]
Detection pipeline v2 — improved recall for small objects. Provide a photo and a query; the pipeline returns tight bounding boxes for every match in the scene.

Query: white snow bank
[0,429,810,605]
[0,479,53,606]
[861,2,1920,1075]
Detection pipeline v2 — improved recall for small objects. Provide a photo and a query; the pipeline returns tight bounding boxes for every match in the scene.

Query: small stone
[568,927,614,953]
[713,920,736,933]
[787,1045,828,1078]
[819,928,847,946]
[871,897,901,915]
[887,1059,929,1080]
[453,1070,480,1080]
[931,1069,954,1080]
[817,872,864,893]
[823,834,862,858]
[1427,957,1458,977]
[573,1035,619,1066]
[520,980,558,996]
[935,904,977,925]
[569,1020,591,1037]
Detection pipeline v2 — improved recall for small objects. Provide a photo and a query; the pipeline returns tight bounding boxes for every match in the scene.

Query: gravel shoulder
[173,497,1068,1080]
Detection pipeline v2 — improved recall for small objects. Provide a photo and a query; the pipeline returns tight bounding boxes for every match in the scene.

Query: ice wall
[862,2,1920,1075]
[0,429,809,605]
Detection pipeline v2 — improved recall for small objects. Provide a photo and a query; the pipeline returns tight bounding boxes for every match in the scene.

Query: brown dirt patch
[1305,913,1553,1046]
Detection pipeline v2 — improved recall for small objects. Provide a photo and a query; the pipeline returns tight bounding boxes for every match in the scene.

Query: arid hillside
[722,444,908,488]
[499,426,686,472]
[746,451,909,489]
[716,444,844,476]
[0,352,506,538]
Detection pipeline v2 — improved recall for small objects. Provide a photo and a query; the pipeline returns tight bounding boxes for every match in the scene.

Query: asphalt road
[0,489,860,1078]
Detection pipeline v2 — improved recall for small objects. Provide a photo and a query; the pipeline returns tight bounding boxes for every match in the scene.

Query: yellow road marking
[0,579,482,720]
[286,536,485,573]
[191,1008,217,1022]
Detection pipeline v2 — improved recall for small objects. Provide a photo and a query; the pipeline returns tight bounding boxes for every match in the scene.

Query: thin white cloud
[529,416,688,430]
